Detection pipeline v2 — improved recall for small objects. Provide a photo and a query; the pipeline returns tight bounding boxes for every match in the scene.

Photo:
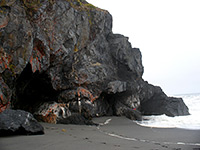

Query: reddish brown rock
[34,102,71,124]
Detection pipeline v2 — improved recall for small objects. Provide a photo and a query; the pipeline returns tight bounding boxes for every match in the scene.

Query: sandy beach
[0,117,200,150]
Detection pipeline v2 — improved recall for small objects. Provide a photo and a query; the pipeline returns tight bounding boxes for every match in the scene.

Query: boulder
[0,109,44,136]
[140,86,190,116]
[115,100,142,121]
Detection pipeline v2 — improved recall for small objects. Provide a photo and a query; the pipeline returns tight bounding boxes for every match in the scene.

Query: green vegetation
[22,0,41,11]
[0,0,6,7]
[0,8,6,14]
[9,64,16,76]
[66,0,97,10]
[84,3,96,9]
[22,0,56,10]
[0,0,16,7]
[67,0,100,26]
[74,45,78,52]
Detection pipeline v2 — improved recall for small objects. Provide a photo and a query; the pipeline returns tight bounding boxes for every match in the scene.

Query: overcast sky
[87,0,200,95]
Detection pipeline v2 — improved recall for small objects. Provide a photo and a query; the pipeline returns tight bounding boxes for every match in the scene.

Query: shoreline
[1,116,200,150]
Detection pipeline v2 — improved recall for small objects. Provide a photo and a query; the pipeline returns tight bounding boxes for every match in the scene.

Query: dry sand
[0,116,200,150]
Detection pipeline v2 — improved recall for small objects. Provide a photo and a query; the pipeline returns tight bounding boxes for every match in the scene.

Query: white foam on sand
[96,118,200,147]
[137,93,200,130]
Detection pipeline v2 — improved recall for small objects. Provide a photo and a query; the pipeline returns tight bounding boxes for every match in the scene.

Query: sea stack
[0,0,189,127]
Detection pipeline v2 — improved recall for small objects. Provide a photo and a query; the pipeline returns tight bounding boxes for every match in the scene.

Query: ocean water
[137,93,200,130]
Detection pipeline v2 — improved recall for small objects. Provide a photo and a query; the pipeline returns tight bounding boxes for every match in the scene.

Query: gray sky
[87,0,200,95]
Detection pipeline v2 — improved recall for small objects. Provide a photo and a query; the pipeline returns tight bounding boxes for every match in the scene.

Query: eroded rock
[0,109,44,136]
[34,102,71,124]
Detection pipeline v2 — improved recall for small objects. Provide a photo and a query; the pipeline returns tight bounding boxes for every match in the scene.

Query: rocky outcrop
[0,0,189,126]
[140,85,189,117]
[0,109,44,136]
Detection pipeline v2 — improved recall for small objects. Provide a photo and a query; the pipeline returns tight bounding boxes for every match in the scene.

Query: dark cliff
[0,0,189,124]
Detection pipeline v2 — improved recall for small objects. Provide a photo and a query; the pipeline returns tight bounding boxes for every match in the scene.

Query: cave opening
[13,63,59,113]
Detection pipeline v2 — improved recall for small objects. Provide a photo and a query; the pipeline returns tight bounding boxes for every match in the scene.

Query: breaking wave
[137,93,200,130]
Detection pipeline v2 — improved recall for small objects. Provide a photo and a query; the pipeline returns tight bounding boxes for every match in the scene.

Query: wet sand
[0,116,200,150]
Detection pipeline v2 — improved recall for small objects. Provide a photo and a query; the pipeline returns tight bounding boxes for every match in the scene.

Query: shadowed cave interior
[13,63,59,113]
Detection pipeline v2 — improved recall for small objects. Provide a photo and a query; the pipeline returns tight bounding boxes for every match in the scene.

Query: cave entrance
[13,63,59,113]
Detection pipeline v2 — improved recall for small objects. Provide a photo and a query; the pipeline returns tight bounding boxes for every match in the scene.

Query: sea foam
[137,93,200,130]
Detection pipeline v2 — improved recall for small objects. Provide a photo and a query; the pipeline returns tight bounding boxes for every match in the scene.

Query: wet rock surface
[0,0,189,129]
[0,109,44,136]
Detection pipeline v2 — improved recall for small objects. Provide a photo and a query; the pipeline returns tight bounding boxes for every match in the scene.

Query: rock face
[140,85,190,117]
[0,0,189,125]
[0,109,44,136]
